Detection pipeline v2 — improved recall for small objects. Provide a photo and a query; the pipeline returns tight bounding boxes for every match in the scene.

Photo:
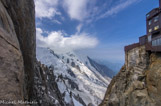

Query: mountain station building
[125,0,161,52]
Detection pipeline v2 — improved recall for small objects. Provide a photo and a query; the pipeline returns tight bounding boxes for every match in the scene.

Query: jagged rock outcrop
[100,46,161,106]
[33,61,65,106]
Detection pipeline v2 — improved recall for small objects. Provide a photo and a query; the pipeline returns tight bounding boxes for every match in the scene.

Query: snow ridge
[36,47,111,106]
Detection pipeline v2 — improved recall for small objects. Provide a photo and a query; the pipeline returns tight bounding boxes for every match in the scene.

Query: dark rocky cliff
[100,45,161,106]
[0,0,24,101]
[1,0,36,100]
[0,0,36,101]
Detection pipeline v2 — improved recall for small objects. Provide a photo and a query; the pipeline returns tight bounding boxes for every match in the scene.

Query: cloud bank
[36,28,98,53]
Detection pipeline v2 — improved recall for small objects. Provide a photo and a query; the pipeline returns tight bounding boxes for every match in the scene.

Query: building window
[154,16,159,22]
[152,40,157,46]
[154,25,159,30]
[149,28,152,33]
[148,20,152,25]
[148,35,152,42]
[152,38,161,46]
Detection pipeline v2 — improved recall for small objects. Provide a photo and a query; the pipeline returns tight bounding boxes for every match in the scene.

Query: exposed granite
[0,0,36,104]
[1,0,36,100]
[0,0,24,102]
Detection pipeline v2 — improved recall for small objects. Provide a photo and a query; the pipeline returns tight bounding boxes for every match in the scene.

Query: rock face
[146,53,161,106]
[0,0,35,103]
[0,0,24,101]
[1,0,36,100]
[100,46,161,106]
[125,45,148,69]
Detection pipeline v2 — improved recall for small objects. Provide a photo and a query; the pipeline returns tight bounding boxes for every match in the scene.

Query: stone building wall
[125,45,148,69]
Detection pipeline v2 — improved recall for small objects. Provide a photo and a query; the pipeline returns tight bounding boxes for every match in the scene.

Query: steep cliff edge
[1,0,36,100]
[100,45,161,106]
[0,0,35,102]
[0,1,24,100]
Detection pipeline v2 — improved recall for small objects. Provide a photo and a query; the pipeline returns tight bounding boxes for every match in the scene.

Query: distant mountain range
[94,59,123,74]
[87,57,116,78]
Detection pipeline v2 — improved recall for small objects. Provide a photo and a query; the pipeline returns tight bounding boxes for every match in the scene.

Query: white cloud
[35,0,140,23]
[36,28,98,53]
[52,20,62,24]
[35,0,60,18]
[63,0,89,21]
[62,0,140,22]
[97,0,138,20]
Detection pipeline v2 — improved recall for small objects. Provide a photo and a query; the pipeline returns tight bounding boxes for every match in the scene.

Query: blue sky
[35,0,159,63]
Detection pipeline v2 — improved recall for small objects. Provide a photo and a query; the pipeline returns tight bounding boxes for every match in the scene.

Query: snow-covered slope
[36,47,111,106]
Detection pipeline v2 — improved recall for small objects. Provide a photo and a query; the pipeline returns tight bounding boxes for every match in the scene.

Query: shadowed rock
[0,0,35,103]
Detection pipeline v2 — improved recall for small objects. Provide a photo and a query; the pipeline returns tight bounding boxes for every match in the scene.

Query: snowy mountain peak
[36,47,111,105]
